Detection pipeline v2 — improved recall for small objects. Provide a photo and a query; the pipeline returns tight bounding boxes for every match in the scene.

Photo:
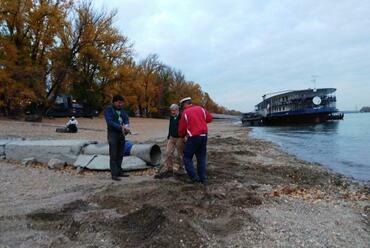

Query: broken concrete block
[21,157,36,166]
[48,158,66,170]
[76,166,84,174]
[5,140,91,164]
[0,139,13,158]
[74,154,98,168]
[121,156,148,171]
[0,142,5,157]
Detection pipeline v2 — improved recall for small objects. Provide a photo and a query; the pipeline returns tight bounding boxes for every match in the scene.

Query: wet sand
[0,118,369,247]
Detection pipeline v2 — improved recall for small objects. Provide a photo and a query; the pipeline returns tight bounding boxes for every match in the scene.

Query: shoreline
[248,121,370,185]
[0,119,369,247]
[248,125,370,184]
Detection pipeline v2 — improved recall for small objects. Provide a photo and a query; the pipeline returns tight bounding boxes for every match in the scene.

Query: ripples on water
[251,113,370,181]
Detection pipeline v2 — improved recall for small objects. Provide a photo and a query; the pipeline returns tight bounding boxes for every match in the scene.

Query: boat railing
[271,96,336,106]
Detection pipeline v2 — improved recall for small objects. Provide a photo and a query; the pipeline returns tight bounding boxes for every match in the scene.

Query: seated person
[55,116,78,133]
[66,116,78,133]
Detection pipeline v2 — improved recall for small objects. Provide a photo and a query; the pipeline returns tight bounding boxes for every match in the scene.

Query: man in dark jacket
[104,95,130,181]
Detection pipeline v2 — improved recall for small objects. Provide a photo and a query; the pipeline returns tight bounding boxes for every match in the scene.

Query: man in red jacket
[178,97,213,185]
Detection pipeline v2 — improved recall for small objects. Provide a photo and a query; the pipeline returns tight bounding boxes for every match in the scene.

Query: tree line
[0,0,239,117]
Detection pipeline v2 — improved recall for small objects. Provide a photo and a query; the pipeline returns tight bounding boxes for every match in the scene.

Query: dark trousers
[183,135,208,184]
[67,124,77,133]
[108,132,125,177]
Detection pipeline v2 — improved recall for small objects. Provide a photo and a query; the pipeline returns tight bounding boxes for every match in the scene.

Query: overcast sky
[94,0,370,111]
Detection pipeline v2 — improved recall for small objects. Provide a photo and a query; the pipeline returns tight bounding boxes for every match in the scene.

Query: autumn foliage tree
[63,2,132,110]
[0,0,70,115]
[0,0,236,118]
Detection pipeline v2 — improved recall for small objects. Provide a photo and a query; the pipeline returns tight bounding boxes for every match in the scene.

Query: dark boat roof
[260,88,336,102]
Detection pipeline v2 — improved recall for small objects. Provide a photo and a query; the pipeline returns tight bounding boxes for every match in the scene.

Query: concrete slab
[74,154,149,171]
[48,158,66,170]
[0,140,13,157]
[5,140,91,164]
[74,154,98,168]
[121,156,149,170]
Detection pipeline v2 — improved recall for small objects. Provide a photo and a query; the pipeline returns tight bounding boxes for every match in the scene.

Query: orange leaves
[267,185,329,202]
[340,191,369,201]
[267,185,369,204]
[0,0,227,117]
[0,0,72,114]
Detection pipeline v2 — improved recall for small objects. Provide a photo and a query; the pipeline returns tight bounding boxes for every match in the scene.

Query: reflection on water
[251,113,370,181]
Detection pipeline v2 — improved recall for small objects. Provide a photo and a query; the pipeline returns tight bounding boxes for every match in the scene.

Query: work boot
[154,170,173,179]
[119,172,129,177]
[112,176,121,181]
[174,167,186,176]
[185,176,200,184]
[201,181,208,192]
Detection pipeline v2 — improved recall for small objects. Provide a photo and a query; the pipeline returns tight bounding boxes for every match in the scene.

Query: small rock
[48,158,66,170]
[21,157,36,166]
[76,166,84,174]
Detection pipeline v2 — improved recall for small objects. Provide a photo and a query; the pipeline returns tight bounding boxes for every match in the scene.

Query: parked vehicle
[46,94,99,118]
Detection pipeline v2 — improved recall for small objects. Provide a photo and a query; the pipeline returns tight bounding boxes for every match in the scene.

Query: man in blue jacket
[104,95,130,181]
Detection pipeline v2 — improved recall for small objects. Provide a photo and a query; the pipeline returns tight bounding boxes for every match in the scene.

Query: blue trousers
[183,135,208,184]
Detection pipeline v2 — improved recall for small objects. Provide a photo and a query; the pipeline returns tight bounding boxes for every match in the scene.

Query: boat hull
[262,112,331,125]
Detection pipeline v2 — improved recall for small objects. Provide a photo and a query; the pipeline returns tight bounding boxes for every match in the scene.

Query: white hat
[179,97,192,104]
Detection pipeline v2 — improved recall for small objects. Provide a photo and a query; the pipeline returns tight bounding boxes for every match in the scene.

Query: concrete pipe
[130,144,161,166]
[83,141,133,156]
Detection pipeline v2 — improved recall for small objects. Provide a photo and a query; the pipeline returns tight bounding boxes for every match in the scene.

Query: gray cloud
[95,0,370,111]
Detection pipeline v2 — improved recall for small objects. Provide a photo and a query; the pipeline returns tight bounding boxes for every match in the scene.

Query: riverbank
[250,113,370,182]
[0,119,369,247]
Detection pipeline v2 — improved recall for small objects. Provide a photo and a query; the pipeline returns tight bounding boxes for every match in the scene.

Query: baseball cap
[179,97,192,105]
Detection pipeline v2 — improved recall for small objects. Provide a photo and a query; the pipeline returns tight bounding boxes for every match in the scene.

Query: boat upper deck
[256,88,336,108]
[255,88,337,115]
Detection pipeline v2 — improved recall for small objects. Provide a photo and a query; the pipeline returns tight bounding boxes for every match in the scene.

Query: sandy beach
[0,117,169,143]
[0,117,369,247]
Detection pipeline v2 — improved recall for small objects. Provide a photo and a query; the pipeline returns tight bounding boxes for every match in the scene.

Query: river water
[251,113,370,181]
